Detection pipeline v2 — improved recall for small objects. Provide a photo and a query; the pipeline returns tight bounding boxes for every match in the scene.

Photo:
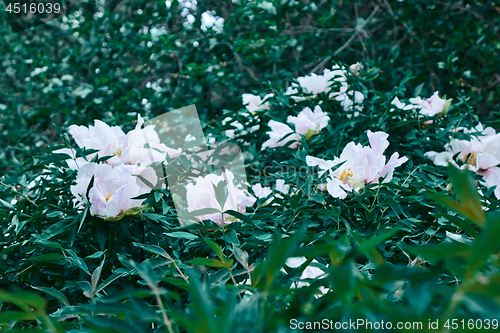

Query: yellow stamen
[339,168,353,182]
[105,194,112,202]
[466,152,477,167]
[112,147,123,158]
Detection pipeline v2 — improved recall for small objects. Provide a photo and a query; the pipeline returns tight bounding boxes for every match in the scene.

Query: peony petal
[379,153,409,183]
[306,156,342,177]
[286,257,307,268]
[367,130,390,156]
[481,167,500,199]
[326,177,348,199]
[476,152,500,170]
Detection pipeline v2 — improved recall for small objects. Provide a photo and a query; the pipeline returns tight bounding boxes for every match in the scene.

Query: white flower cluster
[219,93,272,140]
[251,179,290,206]
[255,64,364,151]
[262,105,330,149]
[242,93,273,114]
[307,131,408,199]
[391,91,452,117]
[426,123,500,199]
[57,115,181,220]
[184,169,256,226]
[285,64,365,113]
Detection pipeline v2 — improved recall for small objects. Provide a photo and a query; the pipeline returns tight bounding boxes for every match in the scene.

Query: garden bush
[1,0,500,332]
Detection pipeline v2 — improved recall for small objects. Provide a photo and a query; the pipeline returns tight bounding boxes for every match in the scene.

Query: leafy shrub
[1,1,500,332]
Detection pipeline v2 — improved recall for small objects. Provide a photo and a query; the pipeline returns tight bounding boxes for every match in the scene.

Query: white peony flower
[409,91,452,116]
[349,62,363,76]
[326,65,364,113]
[60,114,181,169]
[224,120,245,139]
[242,93,273,113]
[285,257,329,296]
[307,131,408,199]
[285,65,347,101]
[122,114,181,166]
[251,179,290,206]
[275,179,290,196]
[287,105,330,140]
[287,72,332,98]
[390,97,417,111]
[62,114,185,219]
[283,64,364,113]
[425,123,500,198]
[185,170,256,226]
[451,123,497,136]
[334,90,364,115]
[251,183,272,199]
[256,0,277,14]
[68,119,126,166]
[261,120,300,149]
[306,155,342,177]
[71,163,150,219]
[262,106,329,150]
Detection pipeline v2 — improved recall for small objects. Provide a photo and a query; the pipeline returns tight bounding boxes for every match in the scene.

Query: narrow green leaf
[133,242,171,259]
[188,258,226,268]
[64,249,91,275]
[31,286,70,307]
[204,238,224,258]
[25,253,64,262]
[91,257,106,297]
[160,277,189,290]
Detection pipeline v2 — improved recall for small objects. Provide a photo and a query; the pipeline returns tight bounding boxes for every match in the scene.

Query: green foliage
[1,0,500,332]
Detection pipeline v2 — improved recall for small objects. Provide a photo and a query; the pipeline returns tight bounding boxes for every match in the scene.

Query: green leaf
[154,191,163,202]
[95,271,128,295]
[465,211,500,279]
[414,82,424,97]
[160,277,190,290]
[213,179,228,210]
[0,291,47,311]
[0,198,15,211]
[91,257,106,297]
[351,229,398,266]
[64,249,91,275]
[133,242,171,259]
[135,174,155,191]
[256,230,303,289]
[184,272,217,333]
[403,242,471,262]
[204,238,224,258]
[179,207,221,221]
[223,209,251,223]
[25,253,64,262]
[440,213,478,238]
[31,286,70,307]
[188,258,228,268]
[130,260,160,294]
[77,206,88,234]
[35,217,77,242]
[312,208,341,217]
[0,311,35,323]
[232,245,249,270]
[164,231,199,240]
[427,164,485,226]
[447,164,485,226]
[85,251,106,259]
